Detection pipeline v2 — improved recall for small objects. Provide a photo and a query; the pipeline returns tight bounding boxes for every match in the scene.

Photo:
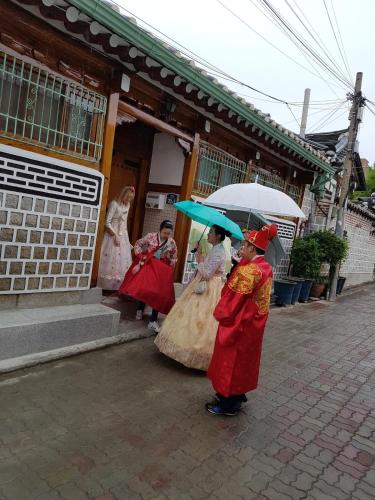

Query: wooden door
[107,152,140,238]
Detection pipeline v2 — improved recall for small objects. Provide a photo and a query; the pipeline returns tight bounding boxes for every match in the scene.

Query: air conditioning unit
[145,192,166,210]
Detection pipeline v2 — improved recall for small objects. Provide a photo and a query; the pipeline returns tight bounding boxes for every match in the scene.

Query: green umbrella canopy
[174,201,244,240]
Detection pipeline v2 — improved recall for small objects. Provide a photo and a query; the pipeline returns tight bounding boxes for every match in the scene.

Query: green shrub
[290,238,321,279]
[305,230,349,266]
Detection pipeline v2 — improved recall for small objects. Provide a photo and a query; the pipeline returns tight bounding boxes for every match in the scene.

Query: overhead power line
[329,0,353,84]
[322,0,353,84]
[308,103,347,132]
[103,0,345,109]
[215,0,346,95]
[257,0,353,90]
[246,0,347,98]
[283,0,351,86]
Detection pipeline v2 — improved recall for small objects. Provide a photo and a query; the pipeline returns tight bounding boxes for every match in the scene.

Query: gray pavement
[1,284,375,499]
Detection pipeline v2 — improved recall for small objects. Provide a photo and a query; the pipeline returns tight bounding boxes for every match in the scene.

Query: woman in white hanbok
[97,186,135,291]
[155,225,228,371]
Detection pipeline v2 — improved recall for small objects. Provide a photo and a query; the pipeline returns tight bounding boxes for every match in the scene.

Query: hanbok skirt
[118,257,175,315]
[154,275,224,371]
[97,231,132,291]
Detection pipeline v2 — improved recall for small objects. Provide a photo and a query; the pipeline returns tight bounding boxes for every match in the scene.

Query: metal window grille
[194,142,249,196]
[0,51,107,162]
[251,167,302,203]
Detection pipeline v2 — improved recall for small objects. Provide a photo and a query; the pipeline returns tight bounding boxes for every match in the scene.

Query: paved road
[1,285,375,500]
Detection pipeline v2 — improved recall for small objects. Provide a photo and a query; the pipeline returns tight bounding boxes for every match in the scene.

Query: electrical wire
[286,103,301,128]
[256,0,353,89]
[322,0,353,84]
[247,0,347,98]
[102,0,346,108]
[215,0,345,95]
[329,0,353,84]
[281,102,347,126]
[284,0,351,85]
[308,104,347,132]
[258,0,353,90]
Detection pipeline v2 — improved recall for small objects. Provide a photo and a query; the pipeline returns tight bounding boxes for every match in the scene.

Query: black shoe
[205,403,239,416]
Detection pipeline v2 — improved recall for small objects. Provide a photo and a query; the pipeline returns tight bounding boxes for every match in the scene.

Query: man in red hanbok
[207,224,278,416]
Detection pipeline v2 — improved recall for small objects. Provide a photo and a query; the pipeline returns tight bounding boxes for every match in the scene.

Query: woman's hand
[114,235,121,247]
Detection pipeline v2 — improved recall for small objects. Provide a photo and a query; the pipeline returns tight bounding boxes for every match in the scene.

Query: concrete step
[0,303,120,373]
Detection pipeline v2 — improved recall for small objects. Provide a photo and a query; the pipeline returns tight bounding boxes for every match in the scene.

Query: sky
[115,0,375,164]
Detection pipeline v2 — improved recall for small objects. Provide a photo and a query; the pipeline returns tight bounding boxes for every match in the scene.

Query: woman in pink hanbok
[97,186,135,291]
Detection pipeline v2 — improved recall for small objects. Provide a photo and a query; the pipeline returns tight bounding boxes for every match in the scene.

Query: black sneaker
[205,403,239,416]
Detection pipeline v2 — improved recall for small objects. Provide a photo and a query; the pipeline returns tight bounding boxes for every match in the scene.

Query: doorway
[107,153,140,238]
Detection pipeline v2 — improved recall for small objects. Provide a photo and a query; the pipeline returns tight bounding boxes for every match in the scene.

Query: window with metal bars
[0,51,106,162]
[194,142,249,196]
[251,166,302,203]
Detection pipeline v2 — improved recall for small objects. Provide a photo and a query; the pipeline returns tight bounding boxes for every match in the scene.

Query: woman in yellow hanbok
[155,225,228,371]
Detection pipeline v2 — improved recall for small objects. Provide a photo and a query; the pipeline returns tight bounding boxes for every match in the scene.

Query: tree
[352,165,375,198]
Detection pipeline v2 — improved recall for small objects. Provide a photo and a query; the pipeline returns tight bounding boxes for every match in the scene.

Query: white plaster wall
[148,133,185,186]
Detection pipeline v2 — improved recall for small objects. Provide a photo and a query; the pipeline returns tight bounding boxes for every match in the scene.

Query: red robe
[207,256,273,397]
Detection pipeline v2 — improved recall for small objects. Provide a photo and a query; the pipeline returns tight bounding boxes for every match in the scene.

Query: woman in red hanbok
[207,224,277,416]
[118,220,177,333]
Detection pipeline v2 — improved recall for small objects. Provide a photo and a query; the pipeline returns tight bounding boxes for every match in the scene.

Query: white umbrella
[204,183,306,219]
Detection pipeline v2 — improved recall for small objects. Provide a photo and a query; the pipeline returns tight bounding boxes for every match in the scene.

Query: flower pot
[336,276,346,295]
[274,280,297,306]
[299,280,313,303]
[310,282,326,298]
[285,277,304,304]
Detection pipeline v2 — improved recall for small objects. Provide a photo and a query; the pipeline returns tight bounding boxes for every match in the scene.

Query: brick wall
[0,144,103,294]
[142,193,180,237]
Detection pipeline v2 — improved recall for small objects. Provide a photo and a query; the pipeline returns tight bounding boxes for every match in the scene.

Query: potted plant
[289,238,321,302]
[336,276,346,295]
[274,279,297,306]
[305,231,349,299]
[310,276,329,298]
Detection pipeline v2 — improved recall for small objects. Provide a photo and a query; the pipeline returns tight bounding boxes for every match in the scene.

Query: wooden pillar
[174,133,200,282]
[91,91,120,285]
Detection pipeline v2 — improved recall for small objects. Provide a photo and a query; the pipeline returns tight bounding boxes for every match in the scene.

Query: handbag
[194,279,207,295]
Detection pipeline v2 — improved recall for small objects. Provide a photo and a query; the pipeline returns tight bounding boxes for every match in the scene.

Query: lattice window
[0,51,106,162]
[194,142,249,196]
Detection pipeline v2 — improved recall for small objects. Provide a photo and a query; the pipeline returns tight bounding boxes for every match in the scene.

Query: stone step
[0,303,120,373]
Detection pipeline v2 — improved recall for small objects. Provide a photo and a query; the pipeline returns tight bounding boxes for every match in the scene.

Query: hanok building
[0,0,335,369]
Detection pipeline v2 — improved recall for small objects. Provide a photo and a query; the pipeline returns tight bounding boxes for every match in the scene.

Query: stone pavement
[1,285,375,500]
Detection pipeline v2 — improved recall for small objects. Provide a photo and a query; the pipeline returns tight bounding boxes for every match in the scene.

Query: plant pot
[299,280,313,303]
[274,280,297,306]
[285,277,304,304]
[336,276,346,295]
[310,282,326,298]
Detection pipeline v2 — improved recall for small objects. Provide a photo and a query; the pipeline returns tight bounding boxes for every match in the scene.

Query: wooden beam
[174,133,200,282]
[118,100,194,143]
[147,183,182,194]
[91,90,120,286]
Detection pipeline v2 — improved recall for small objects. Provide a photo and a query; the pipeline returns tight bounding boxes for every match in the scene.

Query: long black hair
[212,224,231,242]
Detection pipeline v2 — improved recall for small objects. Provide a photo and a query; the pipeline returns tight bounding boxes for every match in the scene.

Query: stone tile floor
[1,284,374,499]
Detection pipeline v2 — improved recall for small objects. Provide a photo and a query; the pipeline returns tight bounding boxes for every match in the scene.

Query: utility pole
[300,88,311,138]
[329,72,363,300]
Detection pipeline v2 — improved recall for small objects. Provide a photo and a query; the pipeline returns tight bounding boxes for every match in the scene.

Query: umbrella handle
[191,224,208,253]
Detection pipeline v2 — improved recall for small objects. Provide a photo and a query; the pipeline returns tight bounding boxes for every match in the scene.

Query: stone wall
[340,206,375,286]
[0,143,103,294]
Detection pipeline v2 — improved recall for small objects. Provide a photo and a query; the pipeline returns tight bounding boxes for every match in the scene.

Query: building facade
[0,0,337,369]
